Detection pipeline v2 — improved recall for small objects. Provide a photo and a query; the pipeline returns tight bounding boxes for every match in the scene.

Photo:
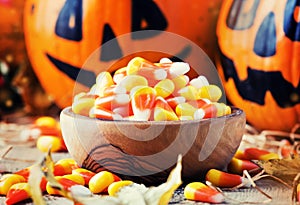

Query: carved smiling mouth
[219,51,300,108]
[46,45,192,88]
[46,53,96,88]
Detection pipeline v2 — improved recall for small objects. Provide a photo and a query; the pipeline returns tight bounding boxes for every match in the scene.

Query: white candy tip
[159,57,172,64]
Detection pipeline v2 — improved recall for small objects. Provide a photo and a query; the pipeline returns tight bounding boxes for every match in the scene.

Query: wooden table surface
[0,113,296,205]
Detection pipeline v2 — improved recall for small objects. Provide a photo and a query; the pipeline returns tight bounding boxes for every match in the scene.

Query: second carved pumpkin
[216,0,300,131]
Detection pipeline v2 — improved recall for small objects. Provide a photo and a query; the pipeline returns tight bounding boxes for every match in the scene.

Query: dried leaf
[257,155,300,186]
[28,163,46,205]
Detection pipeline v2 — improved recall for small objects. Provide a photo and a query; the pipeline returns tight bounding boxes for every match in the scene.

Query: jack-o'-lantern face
[24,0,223,108]
[216,0,300,131]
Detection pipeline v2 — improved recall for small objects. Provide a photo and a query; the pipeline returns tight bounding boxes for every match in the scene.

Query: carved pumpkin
[23,0,223,108]
[216,0,300,131]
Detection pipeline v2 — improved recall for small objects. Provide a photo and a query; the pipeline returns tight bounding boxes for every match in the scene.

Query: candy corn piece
[171,75,189,91]
[206,169,250,188]
[112,103,133,118]
[46,175,83,196]
[131,86,156,121]
[126,56,155,75]
[189,75,209,88]
[108,180,134,196]
[92,107,123,120]
[53,158,79,176]
[175,102,205,120]
[234,149,247,160]
[227,157,259,175]
[153,97,178,121]
[100,85,126,97]
[154,79,175,98]
[243,148,279,161]
[118,75,148,92]
[94,94,130,110]
[72,168,96,185]
[14,167,47,191]
[5,183,31,205]
[184,182,224,203]
[72,92,96,116]
[95,71,114,88]
[89,171,121,194]
[36,135,65,153]
[113,66,127,84]
[33,116,61,136]
[166,62,190,78]
[166,96,186,110]
[177,85,198,101]
[136,67,167,87]
[0,174,26,195]
[14,167,32,180]
[188,98,210,109]
[198,85,222,102]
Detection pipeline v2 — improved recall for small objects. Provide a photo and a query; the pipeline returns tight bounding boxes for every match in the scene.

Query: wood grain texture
[60,106,246,185]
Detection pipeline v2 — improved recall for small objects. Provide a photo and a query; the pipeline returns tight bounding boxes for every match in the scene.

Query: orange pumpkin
[23,0,223,108]
[0,0,26,66]
[216,0,300,131]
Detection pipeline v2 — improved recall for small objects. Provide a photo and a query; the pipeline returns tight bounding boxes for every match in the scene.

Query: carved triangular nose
[100,24,123,61]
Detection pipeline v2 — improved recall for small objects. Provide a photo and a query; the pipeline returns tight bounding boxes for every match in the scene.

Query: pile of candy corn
[72,57,231,121]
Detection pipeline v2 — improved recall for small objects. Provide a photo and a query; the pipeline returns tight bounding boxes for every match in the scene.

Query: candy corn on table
[0,113,295,204]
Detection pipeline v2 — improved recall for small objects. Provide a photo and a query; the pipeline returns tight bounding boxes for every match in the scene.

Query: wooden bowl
[60,106,246,185]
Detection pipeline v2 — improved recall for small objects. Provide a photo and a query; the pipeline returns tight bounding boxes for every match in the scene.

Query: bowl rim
[61,106,244,125]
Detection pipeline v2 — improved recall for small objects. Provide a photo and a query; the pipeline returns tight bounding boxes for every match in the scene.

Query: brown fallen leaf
[256,155,300,186]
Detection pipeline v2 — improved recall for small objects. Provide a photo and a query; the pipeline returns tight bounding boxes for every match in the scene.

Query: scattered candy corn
[206,169,250,188]
[89,171,121,194]
[227,157,259,175]
[243,148,279,161]
[5,183,31,205]
[184,182,224,203]
[0,174,26,195]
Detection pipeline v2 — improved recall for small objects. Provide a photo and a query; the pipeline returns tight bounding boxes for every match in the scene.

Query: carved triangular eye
[226,0,259,30]
[283,0,300,41]
[55,0,82,41]
[254,12,276,57]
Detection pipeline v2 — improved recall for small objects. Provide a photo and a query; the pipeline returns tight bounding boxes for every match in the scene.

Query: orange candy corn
[92,107,123,120]
[72,92,97,116]
[166,96,186,110]
[131,86,156,121]
[153,97,178,121]
[227,157,259,175]
[36,135,66,153]
[46,175,83,196]
[53,158,79,176]
[184,182,224,203]
[5,183,31,205]
[243,148,279,161]
[206,169,249,188]
[72,168,96,185]
[94,94,130,110]
[0,174,26,195]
